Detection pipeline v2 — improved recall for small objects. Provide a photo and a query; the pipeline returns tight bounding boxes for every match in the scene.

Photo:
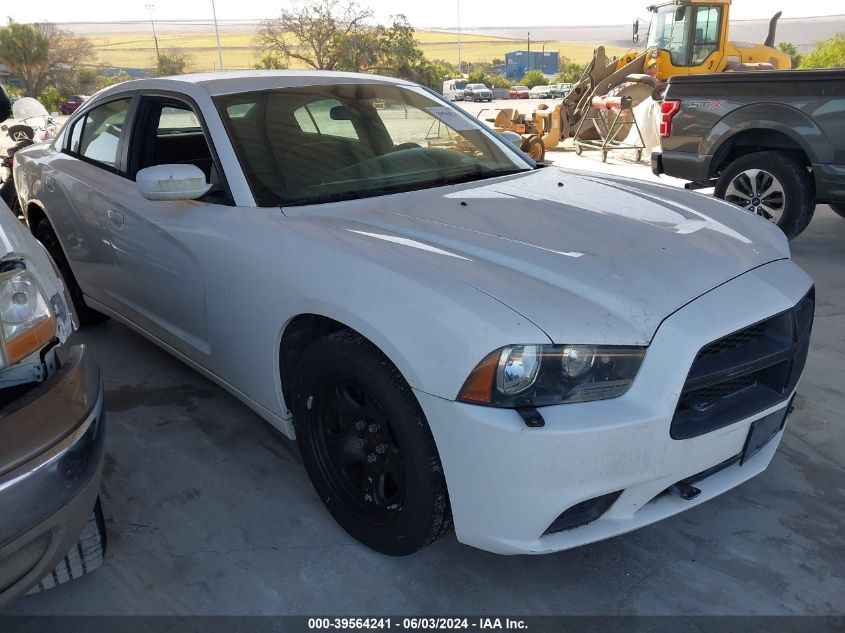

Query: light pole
[211,0,224,71]
[145,4,160,60]
[457,0,462,76]
[527,32,531,71]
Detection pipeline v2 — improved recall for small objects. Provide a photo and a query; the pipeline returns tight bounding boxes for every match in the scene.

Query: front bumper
[419,259,813,554]
[0,345,104,608]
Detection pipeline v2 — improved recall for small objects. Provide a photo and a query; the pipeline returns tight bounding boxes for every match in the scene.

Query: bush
[521,70,547,87]
[557,61,588,84]
[800,33,845,69]
[37,85,63,113]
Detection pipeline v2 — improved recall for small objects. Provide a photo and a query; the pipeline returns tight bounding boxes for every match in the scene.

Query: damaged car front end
[0,200,105,610]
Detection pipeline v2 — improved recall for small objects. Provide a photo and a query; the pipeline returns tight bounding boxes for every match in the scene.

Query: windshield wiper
[430,168,530,188]
[281,169,531,208]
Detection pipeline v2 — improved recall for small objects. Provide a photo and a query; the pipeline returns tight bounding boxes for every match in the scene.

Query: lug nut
[355,421,366,431]
[354,439,365,449]
[367,453,377,463]
[368,423,379,434]
[376,444,388,454]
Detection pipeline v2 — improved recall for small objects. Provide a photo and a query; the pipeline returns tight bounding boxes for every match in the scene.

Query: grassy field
[79,27,629,72]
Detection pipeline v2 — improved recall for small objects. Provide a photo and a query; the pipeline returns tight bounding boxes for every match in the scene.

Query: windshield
[216,83,530,207]
[647,5,692,65]
[468,84,487,89]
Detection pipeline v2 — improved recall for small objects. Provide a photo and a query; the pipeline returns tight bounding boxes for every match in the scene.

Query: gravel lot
[3,100,844,617]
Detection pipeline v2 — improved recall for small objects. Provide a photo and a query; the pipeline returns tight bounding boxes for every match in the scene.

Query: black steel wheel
[292,330,451,555]
[311,379,406,522]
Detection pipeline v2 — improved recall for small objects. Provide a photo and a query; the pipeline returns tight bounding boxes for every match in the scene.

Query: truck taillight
[659,99,681,138]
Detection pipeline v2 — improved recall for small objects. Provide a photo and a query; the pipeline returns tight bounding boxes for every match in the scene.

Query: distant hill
[435,14,845,52]
[55,14,844,72]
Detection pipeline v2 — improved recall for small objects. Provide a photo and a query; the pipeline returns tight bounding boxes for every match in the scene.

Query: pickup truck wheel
[292,330,451,556]
[35,220,109,326]
[830,203,845,219]
[715,151,815,239]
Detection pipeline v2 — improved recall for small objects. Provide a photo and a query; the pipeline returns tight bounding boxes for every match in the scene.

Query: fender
[702,102,831,168]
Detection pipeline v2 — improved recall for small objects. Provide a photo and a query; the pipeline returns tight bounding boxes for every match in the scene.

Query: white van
[442,79,468,101]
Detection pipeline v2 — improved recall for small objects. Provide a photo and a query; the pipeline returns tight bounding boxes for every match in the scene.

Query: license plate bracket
[741,405,790,465]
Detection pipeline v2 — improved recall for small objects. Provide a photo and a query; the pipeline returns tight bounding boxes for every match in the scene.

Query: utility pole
[145,4,160,60]
[457,0,462,76]
[527,32,531,70]
[211,0,224,71]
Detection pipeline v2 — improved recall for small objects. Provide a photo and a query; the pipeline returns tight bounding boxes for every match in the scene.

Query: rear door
[48,96,134,307]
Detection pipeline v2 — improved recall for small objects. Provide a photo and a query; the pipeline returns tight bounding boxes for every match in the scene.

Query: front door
[103,96,232,364]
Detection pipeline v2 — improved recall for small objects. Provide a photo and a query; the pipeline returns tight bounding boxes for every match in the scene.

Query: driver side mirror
[137,164,211,201]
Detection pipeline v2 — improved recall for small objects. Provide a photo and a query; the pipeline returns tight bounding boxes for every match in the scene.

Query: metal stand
[574,95,645,163]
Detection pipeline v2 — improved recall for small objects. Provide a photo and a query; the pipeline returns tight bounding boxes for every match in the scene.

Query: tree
[799,33,845,69]
[557,60,587,84]
[521,69,547,87]
[0,21,93,97]
[156,49,192,76]
[256,0,373,71]
[96,70,133,90]
[778,41,802,69]
[252,54,288,69]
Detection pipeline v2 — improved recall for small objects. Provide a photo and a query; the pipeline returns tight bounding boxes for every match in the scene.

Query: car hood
[287,168,789,345]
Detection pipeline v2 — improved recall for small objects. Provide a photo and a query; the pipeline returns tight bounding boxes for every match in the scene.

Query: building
[504,50,560,80]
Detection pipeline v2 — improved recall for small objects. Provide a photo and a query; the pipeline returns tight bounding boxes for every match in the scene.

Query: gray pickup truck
[652,69,845,239]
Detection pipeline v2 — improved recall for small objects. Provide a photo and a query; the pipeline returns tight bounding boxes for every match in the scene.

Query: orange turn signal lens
[5,316,57,365]
[458,349,501,404]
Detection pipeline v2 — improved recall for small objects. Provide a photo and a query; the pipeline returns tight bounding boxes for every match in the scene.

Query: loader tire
[521,136,545,162]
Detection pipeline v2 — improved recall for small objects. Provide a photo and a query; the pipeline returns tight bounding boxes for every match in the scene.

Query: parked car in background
[652,69,845,239]
[16,71,813,557]
[464,83,493,102]
[509,85,530,99]
[57,95,88,116]
[0,198,105,610]
[442,79,467,102]
[529,85,551,99]
[549,83,572,98]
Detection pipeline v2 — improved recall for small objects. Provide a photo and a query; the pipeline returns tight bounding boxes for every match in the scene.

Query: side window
[376,99,464,146]
[72,99,132,169]
[138,101,217,185]
[293,99,358,139]
[692,6,722,66]
[67,117,84,154]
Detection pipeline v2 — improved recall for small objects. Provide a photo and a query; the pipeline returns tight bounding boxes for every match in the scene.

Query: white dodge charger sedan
[14,71,814,556]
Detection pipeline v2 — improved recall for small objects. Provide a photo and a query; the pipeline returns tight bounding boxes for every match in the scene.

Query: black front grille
[671,289,814,440]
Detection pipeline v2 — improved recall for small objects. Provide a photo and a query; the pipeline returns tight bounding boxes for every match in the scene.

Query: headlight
[0,268,56,368]
[459,344,646,407]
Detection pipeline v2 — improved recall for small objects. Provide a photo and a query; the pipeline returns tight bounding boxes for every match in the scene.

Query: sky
[6,0,845,27]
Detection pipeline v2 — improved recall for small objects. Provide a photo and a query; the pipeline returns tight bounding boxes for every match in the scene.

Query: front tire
[714,151,815,239]
[35,219,109,326]
[830,203,845,219]
[292,330,451,556]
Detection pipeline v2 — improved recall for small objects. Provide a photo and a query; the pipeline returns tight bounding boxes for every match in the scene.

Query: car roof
[94,70,417,100]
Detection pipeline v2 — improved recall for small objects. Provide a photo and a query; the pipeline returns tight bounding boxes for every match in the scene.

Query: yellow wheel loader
[545,0,791,146]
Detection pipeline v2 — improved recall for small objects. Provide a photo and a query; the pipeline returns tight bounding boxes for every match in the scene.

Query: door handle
[107,208,124,228]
